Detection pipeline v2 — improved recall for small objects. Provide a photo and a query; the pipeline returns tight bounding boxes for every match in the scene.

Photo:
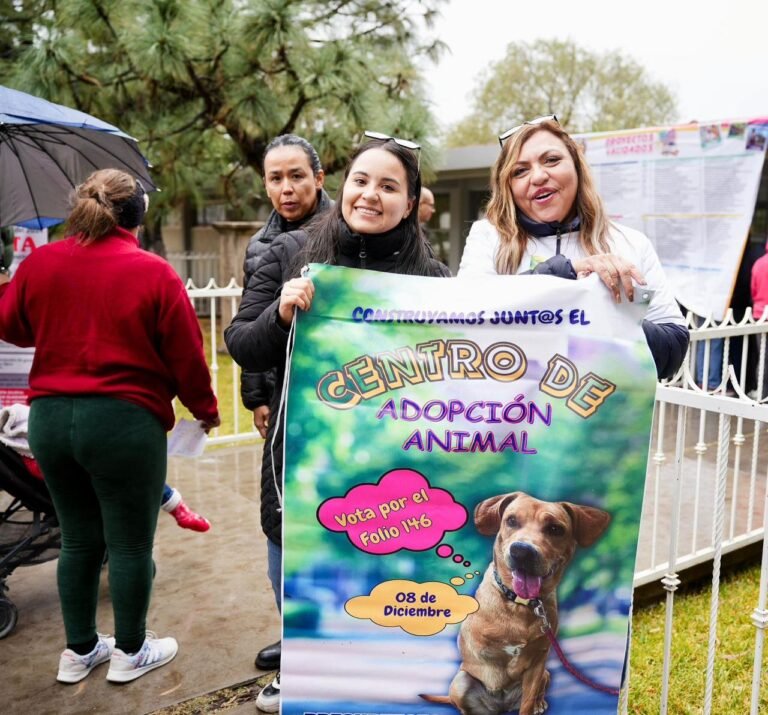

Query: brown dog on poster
[421,491,611,715]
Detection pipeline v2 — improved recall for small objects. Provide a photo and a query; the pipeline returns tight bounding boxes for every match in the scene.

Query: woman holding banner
[225,134,449,712]
[458,116,688,379]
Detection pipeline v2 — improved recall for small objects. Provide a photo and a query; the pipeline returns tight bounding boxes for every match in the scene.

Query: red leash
[493,572,621,698]
[532,601,621,697]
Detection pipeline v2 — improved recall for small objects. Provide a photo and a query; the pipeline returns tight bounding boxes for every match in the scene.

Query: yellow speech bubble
[345,579,479,636]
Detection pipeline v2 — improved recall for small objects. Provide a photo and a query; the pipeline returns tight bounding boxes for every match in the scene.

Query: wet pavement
[2,443,277,715]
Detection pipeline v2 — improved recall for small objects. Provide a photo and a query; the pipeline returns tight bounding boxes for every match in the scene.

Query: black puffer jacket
[225,227,450,545]
[239,190,332,410]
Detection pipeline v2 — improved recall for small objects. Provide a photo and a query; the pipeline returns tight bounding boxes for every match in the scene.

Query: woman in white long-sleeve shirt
[458,116,688,379]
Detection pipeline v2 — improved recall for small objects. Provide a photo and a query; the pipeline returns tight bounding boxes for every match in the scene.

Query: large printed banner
[282,265,657,715]
[577,118,768,320]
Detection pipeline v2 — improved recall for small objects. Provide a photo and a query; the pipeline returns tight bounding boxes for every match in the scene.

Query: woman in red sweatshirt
[0,169,219,684]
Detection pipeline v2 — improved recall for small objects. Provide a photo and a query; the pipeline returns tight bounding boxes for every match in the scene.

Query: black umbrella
[0,85,156,229]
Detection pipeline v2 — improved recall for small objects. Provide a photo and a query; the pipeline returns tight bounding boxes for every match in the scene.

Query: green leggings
[29,396,167,653]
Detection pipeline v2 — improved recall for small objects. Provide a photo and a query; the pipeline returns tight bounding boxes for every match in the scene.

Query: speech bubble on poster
[345,579,479,636]
[317,469,467,555]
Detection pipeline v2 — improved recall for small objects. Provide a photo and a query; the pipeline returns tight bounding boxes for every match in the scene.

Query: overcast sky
[424,0,768,132]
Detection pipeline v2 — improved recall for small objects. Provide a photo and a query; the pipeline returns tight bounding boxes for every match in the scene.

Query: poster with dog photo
[281,264,657,715]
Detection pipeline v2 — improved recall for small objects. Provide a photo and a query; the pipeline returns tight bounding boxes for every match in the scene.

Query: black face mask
[115,182,147,229]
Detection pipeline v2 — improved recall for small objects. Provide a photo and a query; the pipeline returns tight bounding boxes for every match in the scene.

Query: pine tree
[1,0,446,213]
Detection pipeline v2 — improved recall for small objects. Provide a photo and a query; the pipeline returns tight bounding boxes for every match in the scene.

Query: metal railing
[184,279,255,445]
[183,282,768,713]
[169,252,220,316]
[628,309,768,715]
[638,311,768,585]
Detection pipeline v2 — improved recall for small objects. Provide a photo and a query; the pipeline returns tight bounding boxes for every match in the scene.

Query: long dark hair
[296,141,435,276]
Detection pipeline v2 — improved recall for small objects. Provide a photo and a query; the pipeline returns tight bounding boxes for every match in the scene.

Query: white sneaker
[106,632,178,683]
[57,634,115,683]
[256,671,280,712]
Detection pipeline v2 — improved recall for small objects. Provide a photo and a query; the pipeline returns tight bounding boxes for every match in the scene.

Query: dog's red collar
[493,568,540,609]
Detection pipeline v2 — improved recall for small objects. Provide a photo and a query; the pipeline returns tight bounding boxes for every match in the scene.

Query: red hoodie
[0,228,218,430]
[752,245,768,321]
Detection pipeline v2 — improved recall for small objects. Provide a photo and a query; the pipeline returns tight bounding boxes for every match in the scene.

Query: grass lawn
[629,562,766,714]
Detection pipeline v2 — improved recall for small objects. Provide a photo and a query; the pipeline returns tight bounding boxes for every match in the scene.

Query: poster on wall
[577,118,768,320]
[0,226,49,406]
[281,265,657,715]
[10,224,48,274]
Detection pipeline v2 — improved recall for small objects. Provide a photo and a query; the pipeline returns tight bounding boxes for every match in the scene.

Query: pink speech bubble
[317,469,467,555]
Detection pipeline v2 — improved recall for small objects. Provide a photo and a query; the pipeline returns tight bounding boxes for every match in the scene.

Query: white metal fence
[185,282,768,713]
[631,311,768,714]
[168,251,219,287]
[184,279,253,446]
[168,252,220,316]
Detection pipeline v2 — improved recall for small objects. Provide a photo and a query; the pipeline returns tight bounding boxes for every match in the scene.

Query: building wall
[427,170,493,274]
[162,223,222,254]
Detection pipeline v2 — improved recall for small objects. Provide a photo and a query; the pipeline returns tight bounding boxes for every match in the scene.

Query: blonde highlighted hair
[486,120,611,274]
[66,169,139,244]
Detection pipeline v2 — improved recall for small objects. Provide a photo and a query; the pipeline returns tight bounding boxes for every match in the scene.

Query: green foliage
[0,0,446,212]
[447,38,678,146]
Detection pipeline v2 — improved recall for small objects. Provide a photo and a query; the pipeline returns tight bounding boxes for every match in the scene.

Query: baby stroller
[0,442,59,638]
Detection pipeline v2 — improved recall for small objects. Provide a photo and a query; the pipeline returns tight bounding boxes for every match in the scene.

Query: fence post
[750,483,768,714]
[703,413,730,715]
[659,404,687,715]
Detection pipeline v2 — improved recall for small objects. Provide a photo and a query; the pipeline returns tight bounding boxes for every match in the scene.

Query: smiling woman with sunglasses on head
[225,133,449,713]
[459,117,689,379]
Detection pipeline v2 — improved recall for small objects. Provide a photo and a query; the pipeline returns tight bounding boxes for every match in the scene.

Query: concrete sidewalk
[2,444,276,715]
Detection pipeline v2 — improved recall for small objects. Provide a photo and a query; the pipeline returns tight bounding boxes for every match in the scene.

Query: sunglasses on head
[498,115,559,147]
[363,130,422,170]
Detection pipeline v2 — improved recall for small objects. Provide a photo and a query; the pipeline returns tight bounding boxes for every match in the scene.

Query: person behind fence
[225,133,450,712]
[750,238,768,397]
[692,313,724,391]
[0,169,220,684]
[240,134,332,674]
[418,186,436,237]
[458,115,689,378]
